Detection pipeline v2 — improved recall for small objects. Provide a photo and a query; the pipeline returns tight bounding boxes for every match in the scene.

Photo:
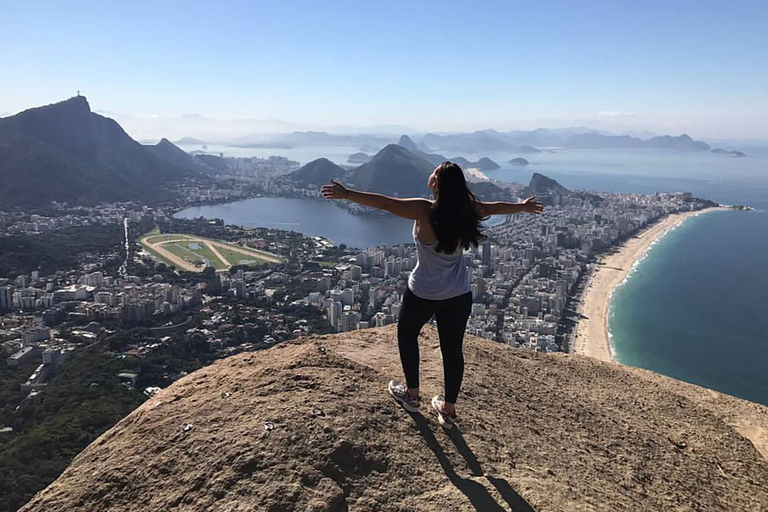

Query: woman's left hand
[521,195,544,214]
[321,180,349,200]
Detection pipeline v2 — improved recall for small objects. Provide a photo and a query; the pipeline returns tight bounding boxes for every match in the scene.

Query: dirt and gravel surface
[20,326,768,512]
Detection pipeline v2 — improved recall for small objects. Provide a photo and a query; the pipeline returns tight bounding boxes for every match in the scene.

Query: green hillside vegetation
[0,347,146,512]
[144,138,226,175]
[0,96,198,208]
[345,144,433,196]
[163,242,226,270]
[0,328,220,512]
[289,144,436,195]
[287,157,346,186]
[216,247,268,267]
[0,224,123,278]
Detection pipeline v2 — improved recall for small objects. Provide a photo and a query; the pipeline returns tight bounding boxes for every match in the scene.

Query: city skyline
[2,0,767,139]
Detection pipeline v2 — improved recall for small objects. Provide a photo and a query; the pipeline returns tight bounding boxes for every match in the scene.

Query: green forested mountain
[288,157,346,186]
[344,144,434,196]
[0,97,197,207]
[289,144,507,199]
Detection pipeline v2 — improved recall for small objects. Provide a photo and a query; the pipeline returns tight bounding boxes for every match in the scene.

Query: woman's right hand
[321,180,349,200]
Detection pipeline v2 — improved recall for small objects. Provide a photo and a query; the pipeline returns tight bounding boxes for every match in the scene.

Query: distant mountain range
[174,137,207,145]
[288,143,508,199]
[396,135,500,170]
[1,97,746,211]
[0,97,202,208]
[421,129,714,153]
[230,131,393,149]
[216,127,746,156]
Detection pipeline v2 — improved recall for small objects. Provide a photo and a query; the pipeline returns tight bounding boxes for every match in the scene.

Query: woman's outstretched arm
[321,180,431,220]
[476,195,544,216]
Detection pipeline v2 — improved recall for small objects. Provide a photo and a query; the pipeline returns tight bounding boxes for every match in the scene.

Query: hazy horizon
[4,101,768,148]
[2,1,767,140]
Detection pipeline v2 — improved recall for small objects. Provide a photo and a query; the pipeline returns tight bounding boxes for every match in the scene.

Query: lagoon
[175,197,504,249]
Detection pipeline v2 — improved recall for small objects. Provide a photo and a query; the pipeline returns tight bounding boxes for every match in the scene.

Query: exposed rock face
[522,173,569,205]
[20,326,768,512]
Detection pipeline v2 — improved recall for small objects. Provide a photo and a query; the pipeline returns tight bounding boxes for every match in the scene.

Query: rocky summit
[20,326,768,511]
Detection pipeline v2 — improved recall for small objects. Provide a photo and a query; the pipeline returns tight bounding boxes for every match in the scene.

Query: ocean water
[609,209,768,406]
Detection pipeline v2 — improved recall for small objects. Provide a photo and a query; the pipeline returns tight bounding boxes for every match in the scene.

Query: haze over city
[2,0,767,140]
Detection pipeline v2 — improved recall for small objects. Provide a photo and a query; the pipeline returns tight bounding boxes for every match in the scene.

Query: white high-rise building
[95,292,114,306]
[0,286,11,312]
[328,301,343,330]
[349,265,362,281]
[341,310,360,332]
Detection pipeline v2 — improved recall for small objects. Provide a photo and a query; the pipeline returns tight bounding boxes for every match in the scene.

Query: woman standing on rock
[322,162,542,429]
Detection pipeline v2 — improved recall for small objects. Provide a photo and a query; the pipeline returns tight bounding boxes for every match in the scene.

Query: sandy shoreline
[572,206,727,363]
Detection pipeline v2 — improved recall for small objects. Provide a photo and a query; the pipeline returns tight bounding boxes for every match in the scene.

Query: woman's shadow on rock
[408,411,537,512]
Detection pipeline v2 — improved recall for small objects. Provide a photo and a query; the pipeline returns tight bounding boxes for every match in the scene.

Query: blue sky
[2,0,767,138]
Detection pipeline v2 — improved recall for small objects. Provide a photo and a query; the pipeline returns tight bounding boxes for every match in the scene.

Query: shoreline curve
[572,206,728,363]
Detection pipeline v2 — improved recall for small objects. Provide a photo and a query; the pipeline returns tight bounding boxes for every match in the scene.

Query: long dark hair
[430,161,488,253]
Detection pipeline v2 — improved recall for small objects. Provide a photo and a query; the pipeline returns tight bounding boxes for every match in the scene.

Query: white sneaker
[388,380,420,412]
[431,395,457,429]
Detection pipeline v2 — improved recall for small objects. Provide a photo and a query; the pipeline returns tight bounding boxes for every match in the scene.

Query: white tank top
[407,222,471,300]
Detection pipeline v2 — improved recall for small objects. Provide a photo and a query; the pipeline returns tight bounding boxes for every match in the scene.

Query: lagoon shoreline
[572,206,727,363]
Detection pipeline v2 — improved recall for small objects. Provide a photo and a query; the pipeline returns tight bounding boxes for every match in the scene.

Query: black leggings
[397,287,472,404]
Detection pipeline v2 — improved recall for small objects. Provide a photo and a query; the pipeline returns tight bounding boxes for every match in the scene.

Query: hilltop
[0,96,198,207]
[290,144,508,199]
[522,173,570,204]
[144,138,220,174]
[289,157,347,186]
[346,144,434,196]
[20,326,768,512]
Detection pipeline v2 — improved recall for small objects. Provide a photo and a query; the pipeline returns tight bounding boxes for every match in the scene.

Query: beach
[573,207,724,362]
